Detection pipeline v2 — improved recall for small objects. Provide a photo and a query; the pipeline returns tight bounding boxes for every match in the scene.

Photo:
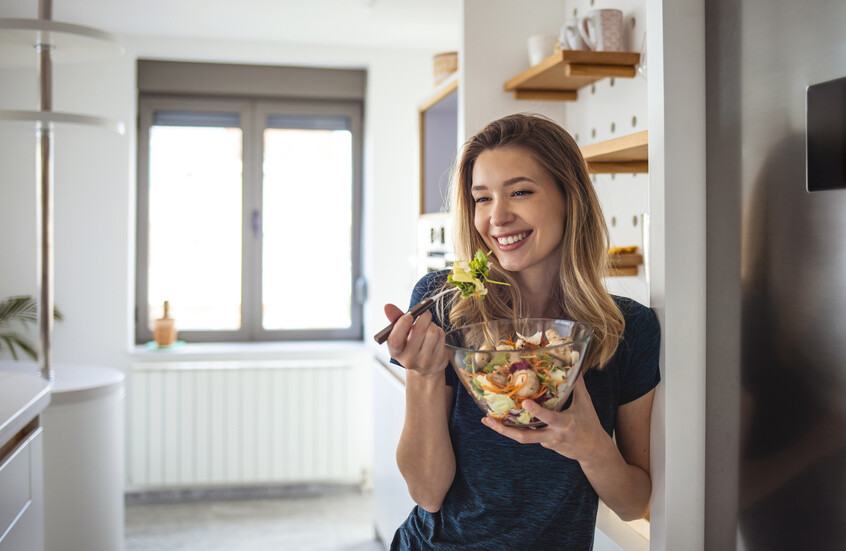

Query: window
[136,65,364,343]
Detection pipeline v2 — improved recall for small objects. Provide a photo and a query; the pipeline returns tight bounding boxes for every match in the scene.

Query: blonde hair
[442,113,624,370]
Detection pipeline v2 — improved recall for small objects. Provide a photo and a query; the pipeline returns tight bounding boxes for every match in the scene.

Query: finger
[385,313,413,355]
[418,322,446,365]
[406,310,432,347]
[481,415,550,444]
[384,303,404,323]
[521,399,561,426]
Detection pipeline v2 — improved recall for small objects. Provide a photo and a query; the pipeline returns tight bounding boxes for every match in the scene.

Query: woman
[384,113,660,550]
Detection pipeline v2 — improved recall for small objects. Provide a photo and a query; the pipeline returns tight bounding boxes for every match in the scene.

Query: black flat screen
[807,75,846,192]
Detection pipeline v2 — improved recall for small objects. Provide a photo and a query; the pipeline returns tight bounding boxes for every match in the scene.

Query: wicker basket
[433,51,458,86]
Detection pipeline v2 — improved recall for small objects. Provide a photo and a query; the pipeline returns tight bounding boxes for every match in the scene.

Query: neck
[515,268,560,318]
[513,248,563,318]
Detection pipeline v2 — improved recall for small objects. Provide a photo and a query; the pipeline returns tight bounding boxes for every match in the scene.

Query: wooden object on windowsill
[153,300,177,346]
[504,50,640,101]
[581,131,648,174]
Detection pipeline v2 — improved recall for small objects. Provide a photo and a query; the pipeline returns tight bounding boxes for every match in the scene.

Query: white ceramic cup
[578,9,624,52]
[562,19,589,50]
[527,34,556,65]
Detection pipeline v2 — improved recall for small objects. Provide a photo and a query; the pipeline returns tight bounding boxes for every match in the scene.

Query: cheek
[474,212,487,237]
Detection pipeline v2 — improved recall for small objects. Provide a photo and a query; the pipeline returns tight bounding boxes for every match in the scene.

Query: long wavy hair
[441,113,624,370]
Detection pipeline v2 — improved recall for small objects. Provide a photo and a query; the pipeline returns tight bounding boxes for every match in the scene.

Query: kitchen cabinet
[0,371,51,551]
[0,361,125,551]
[371,356,415,549]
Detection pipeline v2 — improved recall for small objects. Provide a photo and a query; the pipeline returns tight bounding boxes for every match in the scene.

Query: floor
[125,489,386,551]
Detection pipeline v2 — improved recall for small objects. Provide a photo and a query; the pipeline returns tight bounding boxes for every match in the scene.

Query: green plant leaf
[0,295,62,361]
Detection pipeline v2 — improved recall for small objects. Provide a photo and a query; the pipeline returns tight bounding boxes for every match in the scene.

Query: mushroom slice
[474,344,495,367]
[512,370,540,397]
[517,330,543,346]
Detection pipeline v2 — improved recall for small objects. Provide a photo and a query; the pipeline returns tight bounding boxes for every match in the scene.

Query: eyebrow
[471,177,535,191]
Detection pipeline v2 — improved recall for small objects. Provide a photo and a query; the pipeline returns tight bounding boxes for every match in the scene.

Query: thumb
[384,303,405,323]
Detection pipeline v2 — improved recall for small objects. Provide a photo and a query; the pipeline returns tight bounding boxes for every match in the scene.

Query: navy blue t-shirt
[390,271,661,551]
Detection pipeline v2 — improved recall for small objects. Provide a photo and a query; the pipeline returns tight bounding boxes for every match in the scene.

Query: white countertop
[0,369,51,446]
[0,361,124,406]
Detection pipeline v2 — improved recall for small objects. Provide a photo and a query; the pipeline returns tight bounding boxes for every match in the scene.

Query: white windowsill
[131,340,370,363]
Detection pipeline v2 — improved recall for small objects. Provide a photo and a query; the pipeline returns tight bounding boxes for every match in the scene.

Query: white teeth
[497,232,527,246]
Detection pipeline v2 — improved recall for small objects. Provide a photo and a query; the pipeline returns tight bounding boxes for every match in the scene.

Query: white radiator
[129,359,364,489]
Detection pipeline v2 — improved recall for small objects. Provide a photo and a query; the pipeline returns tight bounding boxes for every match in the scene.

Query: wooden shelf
[606,251,643,278]
[581,130,648,174]
[504,50,640,101]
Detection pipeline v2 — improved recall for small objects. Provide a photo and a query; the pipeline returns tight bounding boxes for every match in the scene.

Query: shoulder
[608,296,661,403]
[612,295,660,344]
[410,270,450,304]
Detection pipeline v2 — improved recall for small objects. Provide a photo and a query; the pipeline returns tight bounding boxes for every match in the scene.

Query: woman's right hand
[384,303,449,379]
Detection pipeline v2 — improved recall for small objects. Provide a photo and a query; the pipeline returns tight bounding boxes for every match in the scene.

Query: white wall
[563,0,650,307]
[460,0,568,141]
[0,33,433,359]
[646,0,707,549]
[0,21,438,486]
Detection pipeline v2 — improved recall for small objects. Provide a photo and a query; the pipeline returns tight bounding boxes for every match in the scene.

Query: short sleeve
[388,271,456,387]
[616,299,661,404]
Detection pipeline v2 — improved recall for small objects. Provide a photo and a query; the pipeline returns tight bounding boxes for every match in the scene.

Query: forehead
[471,146,549,187]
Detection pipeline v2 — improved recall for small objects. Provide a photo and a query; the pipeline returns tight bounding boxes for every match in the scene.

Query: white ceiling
[36,0,461,51]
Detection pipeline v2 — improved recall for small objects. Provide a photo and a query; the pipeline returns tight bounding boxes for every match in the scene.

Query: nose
[489,196,514,227]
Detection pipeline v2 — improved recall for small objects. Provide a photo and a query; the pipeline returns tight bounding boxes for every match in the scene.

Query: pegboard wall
[563,0,650,305]
[458,0,650,305]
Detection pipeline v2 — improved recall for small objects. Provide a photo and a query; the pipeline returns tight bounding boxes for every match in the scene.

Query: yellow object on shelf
[606,247,643,277]
[609,246,638,255]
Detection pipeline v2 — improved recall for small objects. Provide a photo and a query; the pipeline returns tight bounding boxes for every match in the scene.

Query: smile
[495,232,529,246]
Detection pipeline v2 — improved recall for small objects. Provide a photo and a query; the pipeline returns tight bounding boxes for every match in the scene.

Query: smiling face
[471,146,567,281]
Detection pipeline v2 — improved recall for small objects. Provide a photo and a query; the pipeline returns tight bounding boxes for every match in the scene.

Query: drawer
[0,420,40,545]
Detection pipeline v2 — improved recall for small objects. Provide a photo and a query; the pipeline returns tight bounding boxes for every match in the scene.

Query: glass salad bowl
[445,318,594,429]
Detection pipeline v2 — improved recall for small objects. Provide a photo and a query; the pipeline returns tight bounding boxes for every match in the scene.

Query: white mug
[561,19,589,50]
[578,9,624,52]
[527,34,556,65]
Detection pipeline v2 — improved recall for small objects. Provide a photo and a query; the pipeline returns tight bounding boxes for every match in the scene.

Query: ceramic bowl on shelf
[444,318,593,429]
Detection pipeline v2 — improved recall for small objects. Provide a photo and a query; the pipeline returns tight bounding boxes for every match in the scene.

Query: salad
[448,249,508,299]
[459,327,579,425]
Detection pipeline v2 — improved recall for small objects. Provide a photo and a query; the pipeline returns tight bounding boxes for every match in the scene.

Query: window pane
[262,127,353,330]
[147,124,243,330]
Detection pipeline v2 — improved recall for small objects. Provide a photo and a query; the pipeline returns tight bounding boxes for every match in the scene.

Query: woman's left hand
[481,375,609,462]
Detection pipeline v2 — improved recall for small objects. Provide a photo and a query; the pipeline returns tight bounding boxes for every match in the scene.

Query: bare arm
[580,389,654,521]
[396,372,455,512]
[384,304,456,512]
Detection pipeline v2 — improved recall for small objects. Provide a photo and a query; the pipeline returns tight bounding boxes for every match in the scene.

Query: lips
[493,230,531,250]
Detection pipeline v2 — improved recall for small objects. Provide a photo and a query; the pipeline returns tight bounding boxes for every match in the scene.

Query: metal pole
[37,0,54,381]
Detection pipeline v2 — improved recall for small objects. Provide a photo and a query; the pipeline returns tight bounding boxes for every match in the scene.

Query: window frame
[135,95,364,344]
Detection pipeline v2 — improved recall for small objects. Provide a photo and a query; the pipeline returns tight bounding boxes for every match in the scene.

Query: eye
[473,196,490,204]
[512,189,533,197]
